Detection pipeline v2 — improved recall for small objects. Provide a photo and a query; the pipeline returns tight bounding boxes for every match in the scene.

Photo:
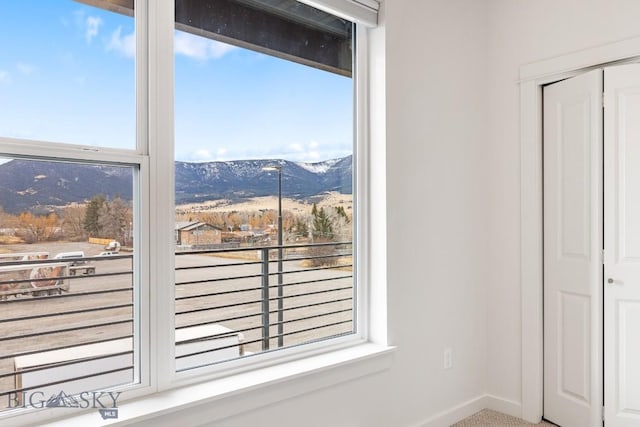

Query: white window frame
[153,0,375,388]
[0,0,392,424]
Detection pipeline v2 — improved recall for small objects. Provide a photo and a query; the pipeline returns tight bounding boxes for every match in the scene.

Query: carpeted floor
[452,409,558,426]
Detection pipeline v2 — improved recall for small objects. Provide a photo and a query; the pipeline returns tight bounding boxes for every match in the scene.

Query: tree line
[177,203,352,243]
[0,197,351,245]
[0,195,132,244]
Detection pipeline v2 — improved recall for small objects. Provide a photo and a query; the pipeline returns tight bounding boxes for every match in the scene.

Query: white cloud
[174,31,237,61]
[85,16,102,44]
[190,149,214,161]
[288,143,304,152]
[107,27,136,58]
[0,70,10,83]
[16,63,35,74]
[277,140,352,163]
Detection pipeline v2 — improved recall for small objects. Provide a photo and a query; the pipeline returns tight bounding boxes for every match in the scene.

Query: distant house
[175,222,222,246]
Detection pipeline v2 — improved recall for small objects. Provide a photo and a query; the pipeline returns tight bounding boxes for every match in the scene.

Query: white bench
[13,324,244,403]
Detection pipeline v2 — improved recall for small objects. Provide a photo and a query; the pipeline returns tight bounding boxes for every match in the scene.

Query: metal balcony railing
[0,241,353,410]
[175,241,354,369]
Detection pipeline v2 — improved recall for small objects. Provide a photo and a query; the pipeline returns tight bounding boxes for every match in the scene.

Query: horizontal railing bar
[175,286,262,301]
[277,320,353,340]
[267,308,353,330]
[175,273,263,286]
[272,275,353,288]
[284,250,352,260]
[287,252,351,263]
[1,319,133,342]
[60,270,133,281]
[175,342,244,361]
[175,260,262,271]
[0,350,133,380]
[281,308,352,324]
[0,270,133,287]
[0,366,134,397]
[176,320,352,361]
[0,335,134,361]
[274,297,353,313]
[261,266,351,280]
[176,311,262,330]
[176,287,351,316]
[176,246,267,256]
[272,286,352,302]
[0,286,133,305]
[176,329,254,345]
[267,265,353,278]
[0,303,133,324]
[177,296,353,329]
[175,278,351,303]
[176,298,263,315]
[175,241,352,257]
[0,270,133,289]
[0,255,132,268]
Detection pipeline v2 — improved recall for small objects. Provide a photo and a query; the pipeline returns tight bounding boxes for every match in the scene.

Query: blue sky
[0,1,353,163]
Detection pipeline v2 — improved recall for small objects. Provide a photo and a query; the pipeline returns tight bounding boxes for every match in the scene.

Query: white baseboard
[412,394,523,427]
[484,394,522,419]
[412,395,487,427]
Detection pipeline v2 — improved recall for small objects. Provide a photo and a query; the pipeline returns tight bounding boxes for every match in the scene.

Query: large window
[173,0,355,371]
[0,0,373,423]
[0,0,143,420]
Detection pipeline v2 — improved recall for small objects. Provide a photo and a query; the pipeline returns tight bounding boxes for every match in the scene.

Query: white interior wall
[486,0,640,411]
[160,2,640,425]
[103,2,640,426]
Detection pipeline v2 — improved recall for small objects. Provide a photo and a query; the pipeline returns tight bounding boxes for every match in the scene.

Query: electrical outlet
[443,347,453,370]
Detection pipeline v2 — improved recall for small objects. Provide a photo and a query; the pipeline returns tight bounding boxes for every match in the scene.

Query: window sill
[41,342,395,426]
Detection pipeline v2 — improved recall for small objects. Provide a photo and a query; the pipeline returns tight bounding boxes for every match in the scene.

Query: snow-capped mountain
[0,156,352,214]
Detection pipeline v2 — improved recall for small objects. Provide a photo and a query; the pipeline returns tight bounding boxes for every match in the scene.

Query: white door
[543,69,603,427]
[604,63,640,427]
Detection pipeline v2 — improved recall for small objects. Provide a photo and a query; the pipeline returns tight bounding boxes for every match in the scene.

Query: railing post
[277,243,283,347]
[261,247,270,351]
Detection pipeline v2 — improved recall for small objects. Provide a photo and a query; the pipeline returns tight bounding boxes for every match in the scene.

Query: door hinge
[602,92,606,109]
[602,249,605,264]
[602,406,605,421]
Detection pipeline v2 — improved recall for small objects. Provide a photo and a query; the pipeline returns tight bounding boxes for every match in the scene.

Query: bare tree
[61,205,87,241]
[17,212,60,243]
[98,197,131,242]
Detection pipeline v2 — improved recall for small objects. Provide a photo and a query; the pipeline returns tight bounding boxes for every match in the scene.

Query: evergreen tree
[295,217,309,238]
[312,206,333,240]
[335,206,349,223]
[98,196,129,241]
[84,194,106,236]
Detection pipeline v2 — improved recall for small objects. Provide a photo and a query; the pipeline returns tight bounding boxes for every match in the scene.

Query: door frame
[519,37,640,424]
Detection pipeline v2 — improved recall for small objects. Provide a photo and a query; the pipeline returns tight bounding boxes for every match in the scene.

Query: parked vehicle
[0,261,70,299]
[54,252,96,275]
[104,241,121,251]
[54,251,86,265]
[98,251,119,257]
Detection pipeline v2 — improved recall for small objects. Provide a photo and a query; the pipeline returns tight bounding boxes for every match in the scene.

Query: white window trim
[40,343,393,427]
[300,0,378,27]
[0,0,390,424]
[150,1,386,389]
